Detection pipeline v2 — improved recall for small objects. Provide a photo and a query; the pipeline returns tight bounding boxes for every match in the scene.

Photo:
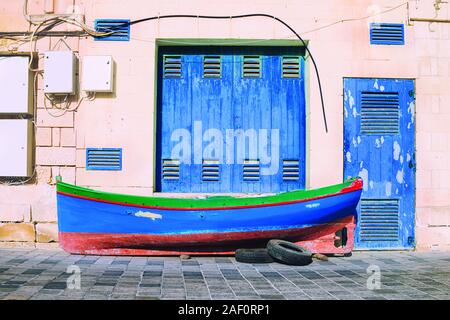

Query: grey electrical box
[44,51,77,95]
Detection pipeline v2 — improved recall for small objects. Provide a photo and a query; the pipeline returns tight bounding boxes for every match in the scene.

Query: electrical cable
[108,14,329,132]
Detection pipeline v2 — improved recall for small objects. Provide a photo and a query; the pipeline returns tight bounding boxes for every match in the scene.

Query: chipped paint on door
[344,78,415,249]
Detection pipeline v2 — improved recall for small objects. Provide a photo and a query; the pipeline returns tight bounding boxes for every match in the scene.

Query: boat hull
[56,179,362,255]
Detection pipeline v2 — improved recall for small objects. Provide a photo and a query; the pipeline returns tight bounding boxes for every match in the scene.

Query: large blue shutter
[157,46,306,193]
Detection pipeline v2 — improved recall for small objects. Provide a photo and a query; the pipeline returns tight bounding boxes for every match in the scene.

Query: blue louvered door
[343,78,415,249]
[156,46,306,193]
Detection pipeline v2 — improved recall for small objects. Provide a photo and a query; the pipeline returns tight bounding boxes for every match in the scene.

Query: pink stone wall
[0,0,449,250]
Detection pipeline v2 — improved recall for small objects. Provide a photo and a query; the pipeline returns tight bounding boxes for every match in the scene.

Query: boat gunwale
[57,178,362,211]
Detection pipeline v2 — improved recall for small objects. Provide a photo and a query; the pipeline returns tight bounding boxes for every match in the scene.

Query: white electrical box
[81,55,114,92]
[0,56,33,114]
[0,119,33,177]
[44,51,76,95]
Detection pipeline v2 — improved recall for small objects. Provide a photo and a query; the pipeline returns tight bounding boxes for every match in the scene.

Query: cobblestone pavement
[0,248,449,300]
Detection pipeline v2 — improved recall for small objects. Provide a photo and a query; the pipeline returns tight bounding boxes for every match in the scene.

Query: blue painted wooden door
[156,46,306,193]
[343,78,415,249]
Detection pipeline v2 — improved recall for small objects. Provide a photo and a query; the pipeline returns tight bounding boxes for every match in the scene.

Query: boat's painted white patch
[305,203,320,208]
[374,79,379,89]
[380,85,385,91]
[135,211,162,220]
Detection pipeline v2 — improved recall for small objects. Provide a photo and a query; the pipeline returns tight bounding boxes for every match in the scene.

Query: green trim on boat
[57,178,357,209]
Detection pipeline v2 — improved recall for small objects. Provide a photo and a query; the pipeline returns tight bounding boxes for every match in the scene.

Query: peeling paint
[375,138,381,148]
[346,151,352,163]
[400,155,404,164]
[357,136,361,144]
[380,136,384,144]
[396,169,404,184]
[352,107,357,118]
[406,153,411,162]
[369,180,374,189]
[352,137,357,147]
[385,182,392,197]
[379,85,385,91]
[359,161,364,169]
[393,141,401,160]
[348,90,355,109]
[358,168,369,191]
[373,79,379,89]
[344,106,348,118]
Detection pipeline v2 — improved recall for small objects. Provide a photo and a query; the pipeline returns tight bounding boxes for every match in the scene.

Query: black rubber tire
[266,239,313,266]
[235,248,274,264]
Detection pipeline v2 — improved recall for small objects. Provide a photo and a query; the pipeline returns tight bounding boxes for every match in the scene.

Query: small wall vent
[243,160,260,181]
[163,55,182,78]
[282,56,300,78]
[203,56,221,78]
[370,23,404,45]
[282,160,300,181]
[162,159,180,180]
[360,92,399,135]
[94,19,130,41]
[360,199,400,242]
[242,56,261,78]
[86,148,122,171]
[202,160,220,181]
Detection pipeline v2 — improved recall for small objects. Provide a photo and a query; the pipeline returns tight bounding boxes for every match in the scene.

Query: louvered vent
[202,160,220,182]
[360,92,399,135]
[282,56,300,78]
[203,56,221,78]
[243,160,260,181]
[163,55,182,78]
[243,56,261,78]
[360,199,400,242]
[162,159,180,180]
[282,160,300,181]
[370,23,404,45]
[86,148,122,171]
[94,19,130,41]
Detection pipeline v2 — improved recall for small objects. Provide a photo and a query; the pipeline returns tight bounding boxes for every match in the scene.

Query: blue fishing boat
[56,177,363,255]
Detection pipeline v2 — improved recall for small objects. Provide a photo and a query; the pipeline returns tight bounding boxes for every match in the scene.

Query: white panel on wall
[0,119,33,177]
[0,56,32,114]
[44,51,76,95]
[81,55,114,92]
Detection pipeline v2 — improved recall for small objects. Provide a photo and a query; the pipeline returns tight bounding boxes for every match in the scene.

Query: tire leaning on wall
[266,239,313,266]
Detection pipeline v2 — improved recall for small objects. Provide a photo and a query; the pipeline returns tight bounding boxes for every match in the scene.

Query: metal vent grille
[86,148,122,171]
[282,56,300,78]
[243,160,260,181]
[370,23,405,45]
[360,92,399,135]
[203,56,221,78]
[243,56,261,78]
[202,160,220,182]
[163,55,182,78]
[94,19,130,41]
[282,160,300,181]
[162,159,180,180]
[360,199,399,242]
